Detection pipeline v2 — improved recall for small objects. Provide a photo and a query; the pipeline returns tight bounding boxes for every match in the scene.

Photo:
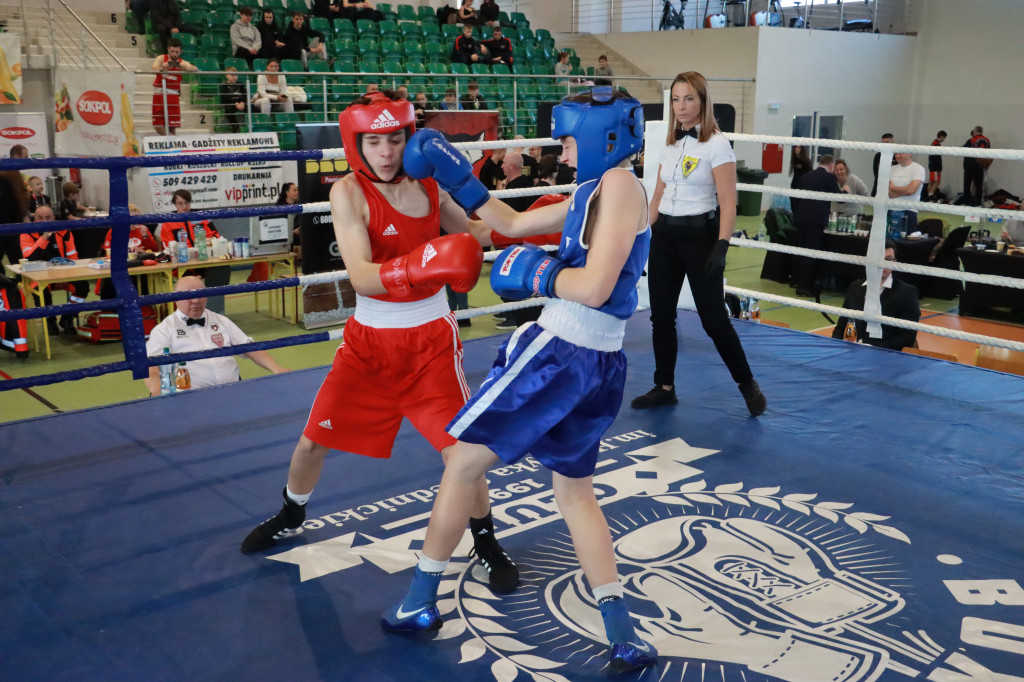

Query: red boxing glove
[379,232,484,297]
[489,230,562,249]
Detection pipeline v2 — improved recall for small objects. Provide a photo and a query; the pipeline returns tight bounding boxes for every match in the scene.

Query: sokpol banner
[0,112,48,157]
[54,70,139,157]
[142,132,282,212]
[0,34,23,105]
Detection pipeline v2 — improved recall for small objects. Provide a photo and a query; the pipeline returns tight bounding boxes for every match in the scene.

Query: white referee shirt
[146,310,254,389]
[658,128,736,216]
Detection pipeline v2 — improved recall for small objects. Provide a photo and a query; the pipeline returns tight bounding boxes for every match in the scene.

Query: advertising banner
[0,34,23,104]
[143,132,282,212]
[0,112,48,158]
[53,70,139,157]
[423,110,498,166]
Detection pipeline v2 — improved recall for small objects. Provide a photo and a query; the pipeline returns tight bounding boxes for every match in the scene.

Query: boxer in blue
[382,87,658,672]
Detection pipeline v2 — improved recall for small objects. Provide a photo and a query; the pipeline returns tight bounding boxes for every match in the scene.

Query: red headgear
[339,92,416,183]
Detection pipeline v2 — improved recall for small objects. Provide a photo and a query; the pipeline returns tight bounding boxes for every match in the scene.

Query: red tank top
[153,55,182,92]
[355,173,443,303]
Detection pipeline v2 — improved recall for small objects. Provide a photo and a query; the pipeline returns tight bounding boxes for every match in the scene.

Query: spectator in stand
[793,154,842,297]
[460,81,488,110]
[151,38,198,136]
[788,144,812,215]
[831,241,919,351]
[58,182,86,221]
[128,0,150,35]
[440,88,462,110]
[593,55,614,86]
[341,0,383,23]
[451,24,485,65]
[150,0,201,54]
[871,132,895,197]
[253,58,295,114]
[554,51,572,83]
[962,125,991,207]
[283,12,327,65]
[21,205,90,336]
[257,7,286,60]
[312,0,344,26]
[395,84,409,101]
[478,146,505,191]
[479,0,500,27]
[888,151,926,234]
[832,159,869,218]
[219,66,248,133]
[457,0,480,26]
[144,276,288,395]
[413,91,429,127]
[483,25,512,66]
[230,6,262,68]
[27,176,51,216]
[927,130,947,201]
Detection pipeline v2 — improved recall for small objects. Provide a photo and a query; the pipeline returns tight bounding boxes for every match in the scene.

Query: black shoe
[47,319,60,336]
[794,288,816,298]
[457,318,471,328]
[739,380,767,417]
[630,386,678,409]
[471,534,519,594]
[240,489,307,554]
[59,316,77,335]
[494,319,517,330]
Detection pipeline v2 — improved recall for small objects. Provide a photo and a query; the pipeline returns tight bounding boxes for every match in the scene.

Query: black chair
[927,226,970,299]
[895,237,941,295]
[759,208,796,284]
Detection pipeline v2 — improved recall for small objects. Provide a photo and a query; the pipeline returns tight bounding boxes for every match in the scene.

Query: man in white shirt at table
[144,276,287,395]
[888,151,926,235]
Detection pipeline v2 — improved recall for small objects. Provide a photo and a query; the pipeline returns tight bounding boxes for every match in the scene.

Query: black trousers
[795,220,825,291]
[963,162,985,206]
[648,217,753,387]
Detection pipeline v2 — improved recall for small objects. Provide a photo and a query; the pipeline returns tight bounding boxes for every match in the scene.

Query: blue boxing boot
[596,587,658,672]
[382,560,447,634]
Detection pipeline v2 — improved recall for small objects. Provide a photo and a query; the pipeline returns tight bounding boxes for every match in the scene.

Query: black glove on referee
[704,239,730,274]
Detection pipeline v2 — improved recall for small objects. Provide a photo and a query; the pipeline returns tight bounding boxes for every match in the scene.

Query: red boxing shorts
[929,171,941,184]
[303,311,469,458]
[152,93,181,128]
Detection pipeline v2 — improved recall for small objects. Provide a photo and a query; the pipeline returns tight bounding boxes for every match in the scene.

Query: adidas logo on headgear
[370,110,400,130]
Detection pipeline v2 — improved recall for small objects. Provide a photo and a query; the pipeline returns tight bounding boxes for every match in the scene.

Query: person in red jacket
[20,205,90,335]
[240,91,519,596]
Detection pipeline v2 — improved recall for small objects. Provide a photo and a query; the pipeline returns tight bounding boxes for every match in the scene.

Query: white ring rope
[288,133,1024,354]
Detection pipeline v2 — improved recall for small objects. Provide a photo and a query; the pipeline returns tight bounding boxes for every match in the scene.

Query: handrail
[52,0,129,70]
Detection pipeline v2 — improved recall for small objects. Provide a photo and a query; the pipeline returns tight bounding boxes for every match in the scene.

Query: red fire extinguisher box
[762,144,783,174]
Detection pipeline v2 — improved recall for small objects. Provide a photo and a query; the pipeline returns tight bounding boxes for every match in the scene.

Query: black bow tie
[186,317,205,327]
[676,127,699,140]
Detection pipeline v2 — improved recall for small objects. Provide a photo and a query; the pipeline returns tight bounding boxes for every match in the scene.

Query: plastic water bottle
[177,228,190,263]
[749,298,760,321]
[159,346,175,395]
[175,361,191,390]
[828,212,838,232]
[757,222,768,242]
[843,319,857,342]
[739,296,750,320]
[194,223,208,261]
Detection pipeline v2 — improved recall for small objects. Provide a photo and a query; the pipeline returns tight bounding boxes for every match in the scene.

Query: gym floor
[2,210,1020,423]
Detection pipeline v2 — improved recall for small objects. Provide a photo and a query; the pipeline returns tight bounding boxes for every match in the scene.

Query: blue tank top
[558,169,650,320]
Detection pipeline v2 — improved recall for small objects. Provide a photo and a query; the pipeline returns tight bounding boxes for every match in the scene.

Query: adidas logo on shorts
[370,110,400,130]
[422,243,438,267]
[383,224,398,236]
[319,419,333,430]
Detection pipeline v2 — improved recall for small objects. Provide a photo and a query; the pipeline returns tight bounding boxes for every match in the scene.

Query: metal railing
[3,0,128,71]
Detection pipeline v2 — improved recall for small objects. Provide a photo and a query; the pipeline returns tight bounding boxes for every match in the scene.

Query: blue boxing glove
[490,243,566,301]
[403,129,490,213]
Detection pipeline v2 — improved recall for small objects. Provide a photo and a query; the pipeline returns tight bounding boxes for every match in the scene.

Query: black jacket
[149,0,181,29]
[794,166,841,227]
[282,23,325,61]
[257,20,284,59]
[831,278,920,350]
[483,36,513,64]
[219,81,247,114]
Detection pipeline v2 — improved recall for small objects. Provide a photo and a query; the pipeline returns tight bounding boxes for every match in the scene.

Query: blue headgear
[550,87,644,185]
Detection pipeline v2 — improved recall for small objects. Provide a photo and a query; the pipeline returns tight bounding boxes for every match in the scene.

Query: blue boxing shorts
[447,319,627,478]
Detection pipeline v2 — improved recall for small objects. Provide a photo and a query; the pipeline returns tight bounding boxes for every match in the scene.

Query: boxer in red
[241,91,518,594]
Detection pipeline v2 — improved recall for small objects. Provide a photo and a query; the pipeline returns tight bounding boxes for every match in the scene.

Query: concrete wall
[909,0,1024,199]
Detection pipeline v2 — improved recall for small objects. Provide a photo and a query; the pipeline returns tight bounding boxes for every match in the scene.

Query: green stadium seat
[441,24,461,40]
[423,41,446,60]
[535,28,552,43]
[510,11,529,28]
[310,17,332,36]
[497,11,510,25]
[254,58,270,72]
[427,61,449,75]
[176,33,198,50]
[280,58,305,74]
[420,20,440,38]
[399,22,421,40]
[396,4,418,22]
[332,38,358,60]
[470,63,490,75]
[251,113,274,133]
[223,56,249,72]
[357,19,379,36]
[381,38,403,56]
[334,18,356,37]
[287,0,309,15]
[359,58,382,73]
[402,41,424,61]
[382,60,405,74]
[480,26,493,40]
[450,62,469,75]
[379,20,401,40]
[333,58,358,74]
[417,5,436,20]
[377,3,398,21]
[491,63,510,76]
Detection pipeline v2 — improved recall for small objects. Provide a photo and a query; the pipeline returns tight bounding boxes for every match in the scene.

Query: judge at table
[832,241,920,351]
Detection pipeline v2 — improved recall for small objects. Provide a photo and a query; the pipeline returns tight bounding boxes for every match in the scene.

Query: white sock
[418,554,450,575]
[285,486,311,506]
[592,581,624,604]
